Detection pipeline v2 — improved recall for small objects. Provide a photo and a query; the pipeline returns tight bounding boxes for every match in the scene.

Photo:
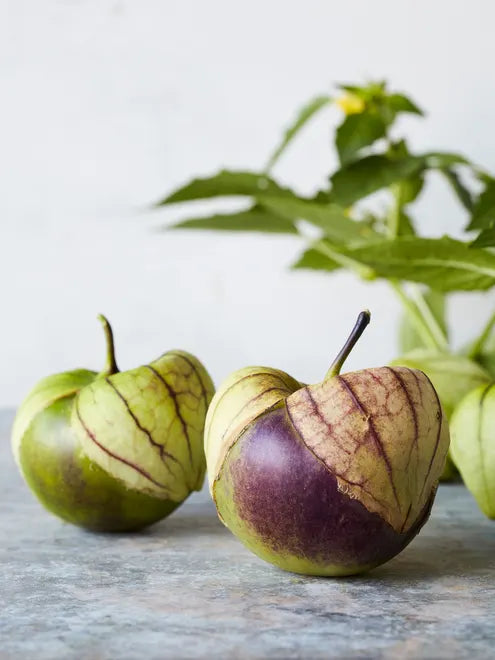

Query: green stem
[314,240,443,352]
[387,183,402,239]
[325,310,371,379]
[389,281,442,351]
[313,240,375,279]
[468,310,495,358]
[384,152,449,353]
[408,285,449,351]
[97,314,119,376]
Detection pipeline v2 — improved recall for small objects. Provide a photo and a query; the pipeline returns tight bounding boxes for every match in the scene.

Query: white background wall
[2,0,495,407]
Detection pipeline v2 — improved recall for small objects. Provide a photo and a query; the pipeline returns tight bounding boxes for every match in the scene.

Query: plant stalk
[408,285,449,350]
[387,183,402,239]
[385,167,449,352]
[97,314,119,376]
[389,281,443,351]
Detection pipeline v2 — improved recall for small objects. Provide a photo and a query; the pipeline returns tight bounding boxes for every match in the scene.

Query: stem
[387,183,402,239]
[468,310,495,358]
[408,285,449,350]
[97,314,119,376]
[389,281,443,351]
[313,240,375,280]
[325,310,371,379]
[383,147,450,353]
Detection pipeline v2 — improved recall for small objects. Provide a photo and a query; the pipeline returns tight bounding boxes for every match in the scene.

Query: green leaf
[468,179,495,230]
[156,170,297,206]
[424,153,474,212]
[336,112,387,165]
[399,175,424,205]
[386,93,423,116]
[257,195,379,245]
[465,310,495,369]
[387,139,410,159]
[169,206,297,234]
[474,351,495,379]
[439,168,473,211]
[337,84,422,121]
[292,248,341,272]
[424,152,470,168]
[331,155,424,206]
[399,290,447,353]
[338,81,386,101]
[397,210,416,236]
[343,236,495,291]
[265,95,332,172]
[470,227,495,248]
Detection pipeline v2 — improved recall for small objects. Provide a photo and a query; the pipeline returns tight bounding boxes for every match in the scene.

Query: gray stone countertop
[1,409,494,659]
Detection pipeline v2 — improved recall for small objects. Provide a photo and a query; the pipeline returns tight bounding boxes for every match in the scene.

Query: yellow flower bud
[336,93,366,115]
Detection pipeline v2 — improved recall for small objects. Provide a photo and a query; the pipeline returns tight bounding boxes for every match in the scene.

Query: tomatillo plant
[156,80,495,509]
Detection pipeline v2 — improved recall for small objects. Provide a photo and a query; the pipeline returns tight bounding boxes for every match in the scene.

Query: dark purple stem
[325,310,371,380]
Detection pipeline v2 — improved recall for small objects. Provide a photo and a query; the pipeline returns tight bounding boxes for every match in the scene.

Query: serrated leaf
[399,290,447,353]
[439,168,473,211]
[257,195,379,245]
[169,206,297,234]
[292,248,340,272]
[156,170,296,206]
[343,236,495,291]
[336,112,387,165]
[467,179,495,230]
[331,155,424,206]
[265,95,332,171]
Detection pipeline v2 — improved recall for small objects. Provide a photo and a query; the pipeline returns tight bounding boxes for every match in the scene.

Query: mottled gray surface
[1,410,495,659]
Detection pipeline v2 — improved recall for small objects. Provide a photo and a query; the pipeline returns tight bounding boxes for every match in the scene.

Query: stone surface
[1,409,495,659]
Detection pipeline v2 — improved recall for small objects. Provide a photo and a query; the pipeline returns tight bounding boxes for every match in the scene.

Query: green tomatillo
[11,315,215,532]
[450,383,495,519]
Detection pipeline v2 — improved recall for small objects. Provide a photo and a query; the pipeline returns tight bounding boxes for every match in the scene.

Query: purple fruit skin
[215,406,434,575]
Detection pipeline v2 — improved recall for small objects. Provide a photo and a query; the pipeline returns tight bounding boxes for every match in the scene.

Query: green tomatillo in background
[11,315,215,532]
[450,384,495,519]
